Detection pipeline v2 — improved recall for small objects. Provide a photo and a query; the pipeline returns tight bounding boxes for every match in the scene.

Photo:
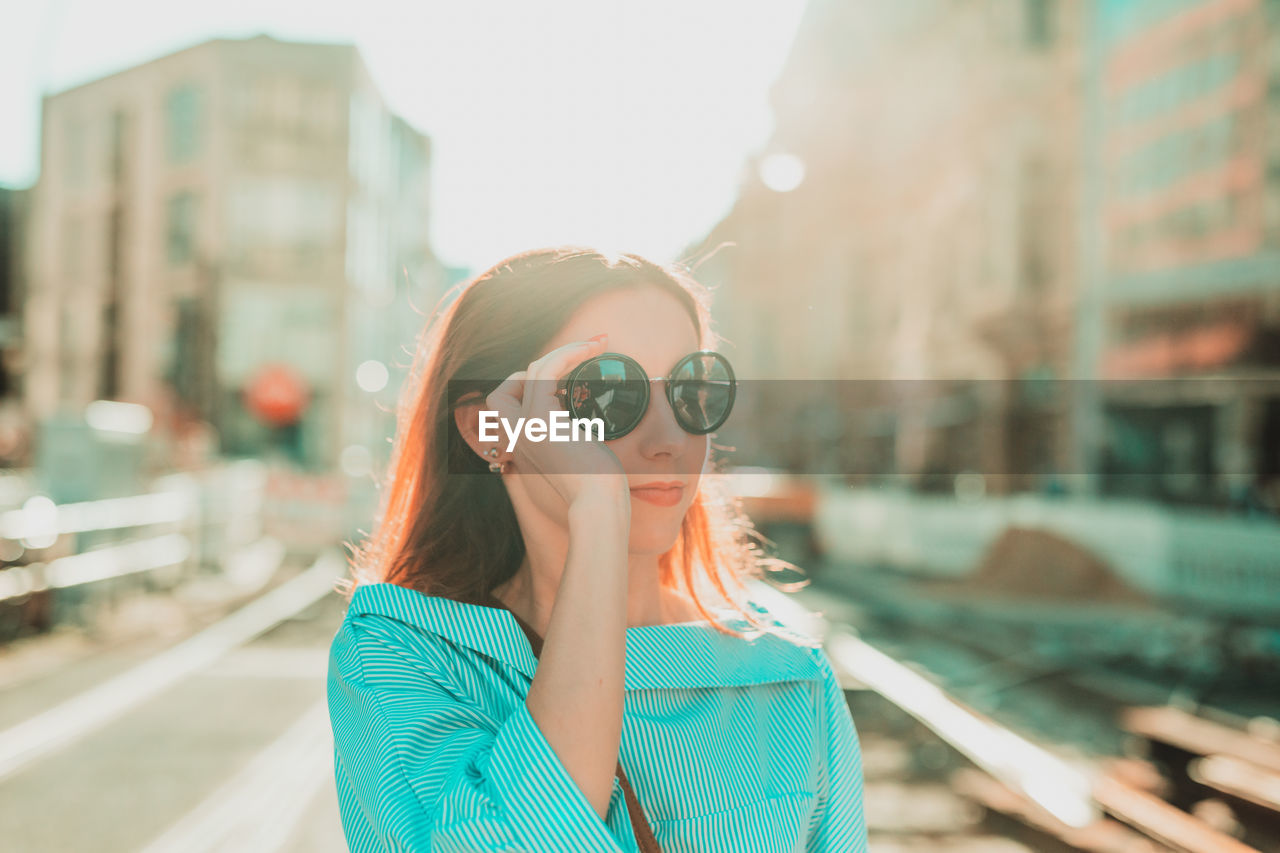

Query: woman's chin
[628,526,683,557]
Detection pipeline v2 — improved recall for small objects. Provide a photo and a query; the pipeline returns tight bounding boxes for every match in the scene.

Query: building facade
[1085,0,1280,507]
[26,35,441,473]
[691,0,1086,493]
[0,187,29,465]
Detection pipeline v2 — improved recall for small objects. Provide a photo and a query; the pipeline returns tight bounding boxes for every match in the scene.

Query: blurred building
[0,187,29,464]
[26,35,441,474]
[693,0,1086,492]
[1087,0,1280,507]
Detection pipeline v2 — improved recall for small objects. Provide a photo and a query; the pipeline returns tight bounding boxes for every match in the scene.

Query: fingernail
[589,334,608,343]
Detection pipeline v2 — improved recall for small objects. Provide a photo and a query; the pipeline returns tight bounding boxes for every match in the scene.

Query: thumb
[486,370,528,419]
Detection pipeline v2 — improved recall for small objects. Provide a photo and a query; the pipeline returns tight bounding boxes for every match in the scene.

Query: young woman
[326,247,868,852]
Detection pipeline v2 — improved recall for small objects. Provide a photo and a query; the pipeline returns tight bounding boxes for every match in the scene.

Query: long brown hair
[339,246,803,639]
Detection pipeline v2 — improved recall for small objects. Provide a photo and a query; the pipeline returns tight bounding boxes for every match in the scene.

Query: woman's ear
[453,391,502,462]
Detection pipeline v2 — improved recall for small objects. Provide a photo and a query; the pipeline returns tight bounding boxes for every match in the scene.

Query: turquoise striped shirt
[326,581,868,852]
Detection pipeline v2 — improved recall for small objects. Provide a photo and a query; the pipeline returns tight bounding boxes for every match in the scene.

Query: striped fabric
[327,581,868,852]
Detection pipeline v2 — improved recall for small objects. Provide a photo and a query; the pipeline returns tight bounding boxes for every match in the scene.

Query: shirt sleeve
[806,646,869,852]
[327,615,634,853]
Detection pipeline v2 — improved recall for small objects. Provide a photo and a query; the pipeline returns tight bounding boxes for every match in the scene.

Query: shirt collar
[346,582,824,691]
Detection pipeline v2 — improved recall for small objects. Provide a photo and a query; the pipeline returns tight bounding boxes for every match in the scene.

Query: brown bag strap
[481,592,663,853]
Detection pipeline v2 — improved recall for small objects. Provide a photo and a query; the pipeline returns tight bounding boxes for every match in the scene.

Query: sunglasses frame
[554,350,737,440]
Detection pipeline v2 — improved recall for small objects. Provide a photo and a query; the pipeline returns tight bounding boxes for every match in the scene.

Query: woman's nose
[635,381,685,457]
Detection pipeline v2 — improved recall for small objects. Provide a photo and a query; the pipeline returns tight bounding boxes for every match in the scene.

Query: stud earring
[485,448,506,474]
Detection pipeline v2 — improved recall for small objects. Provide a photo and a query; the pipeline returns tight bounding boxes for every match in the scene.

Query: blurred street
[0,553,1050,853]
[5,539,1278,851]
[0,551,1031,853]
[0,553,349,853]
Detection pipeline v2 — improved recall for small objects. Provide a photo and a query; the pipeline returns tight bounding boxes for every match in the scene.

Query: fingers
[526,336,608,387]
[482,337,609,461]
[522,337,608,420]
[486,370,528,418]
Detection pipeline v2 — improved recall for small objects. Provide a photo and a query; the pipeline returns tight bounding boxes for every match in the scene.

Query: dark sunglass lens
[568,357,648,437]
[669,354,734,433]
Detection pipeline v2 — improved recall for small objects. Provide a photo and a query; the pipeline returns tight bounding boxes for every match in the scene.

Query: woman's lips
[629,484,684,507]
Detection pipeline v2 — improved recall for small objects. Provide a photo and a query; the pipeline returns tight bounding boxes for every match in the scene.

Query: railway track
[759,580,1280,851]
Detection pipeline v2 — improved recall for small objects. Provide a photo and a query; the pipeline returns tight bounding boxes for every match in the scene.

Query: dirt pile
[954,526,1150,604]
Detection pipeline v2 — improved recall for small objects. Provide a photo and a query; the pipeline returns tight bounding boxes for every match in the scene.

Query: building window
[302,82,340,137]
[228,177,341,265]
[108,109,128,182]
[65,116,87,188]
[1267,163,1280,247]
[1025,0,1054,48]
[63,216,84,280]
[59,305,76,403]
[166,191,199,264]
[165,85,202,163]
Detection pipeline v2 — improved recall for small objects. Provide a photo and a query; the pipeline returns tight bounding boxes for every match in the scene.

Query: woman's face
[533,285,710,556]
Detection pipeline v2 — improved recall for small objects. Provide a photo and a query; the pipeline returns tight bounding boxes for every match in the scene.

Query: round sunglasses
[554,351,736,440]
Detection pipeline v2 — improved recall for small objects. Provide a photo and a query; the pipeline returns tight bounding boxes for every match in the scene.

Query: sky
[0,0,808,271]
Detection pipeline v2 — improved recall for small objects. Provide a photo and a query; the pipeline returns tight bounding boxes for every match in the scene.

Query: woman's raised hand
[485,335,630,509]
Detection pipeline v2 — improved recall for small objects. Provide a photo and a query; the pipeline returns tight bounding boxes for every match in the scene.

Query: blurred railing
[815,485,1280,621]
[0,460,271,640]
